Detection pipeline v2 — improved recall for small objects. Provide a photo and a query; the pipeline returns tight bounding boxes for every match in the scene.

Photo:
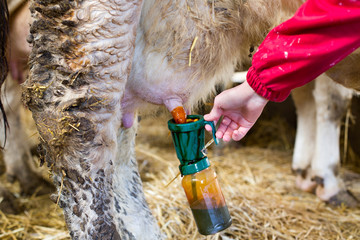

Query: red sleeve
[246,0,360,102]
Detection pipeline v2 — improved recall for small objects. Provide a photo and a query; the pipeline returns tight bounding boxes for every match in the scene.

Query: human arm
[248,0,360,102]
[205,0,360,141]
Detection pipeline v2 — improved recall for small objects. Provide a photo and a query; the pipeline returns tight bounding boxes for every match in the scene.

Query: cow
[2,0,357,239]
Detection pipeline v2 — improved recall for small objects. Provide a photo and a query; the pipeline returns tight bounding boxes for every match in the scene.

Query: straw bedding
[0,114,360,240]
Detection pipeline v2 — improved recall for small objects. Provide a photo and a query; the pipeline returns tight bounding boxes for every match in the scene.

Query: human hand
[204,81,268,142]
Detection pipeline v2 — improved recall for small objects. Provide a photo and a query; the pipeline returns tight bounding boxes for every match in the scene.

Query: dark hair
[0,0,9,147]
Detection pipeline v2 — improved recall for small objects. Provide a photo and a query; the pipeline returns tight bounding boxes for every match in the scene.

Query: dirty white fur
[113,120,163,240]
[292,47,360,204]
[292,74,354,201]
[59,0,161,238]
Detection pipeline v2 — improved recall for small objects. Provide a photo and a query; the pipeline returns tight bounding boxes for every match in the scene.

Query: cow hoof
[0,186,21,214]
[327,190,360,208]
[294,169,316,193]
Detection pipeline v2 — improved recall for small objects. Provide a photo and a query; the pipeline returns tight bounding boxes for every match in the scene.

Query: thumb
[204,104,222,122]
[204,105,223,132]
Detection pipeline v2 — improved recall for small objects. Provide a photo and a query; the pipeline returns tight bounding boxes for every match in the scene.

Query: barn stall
[0,97,360,240]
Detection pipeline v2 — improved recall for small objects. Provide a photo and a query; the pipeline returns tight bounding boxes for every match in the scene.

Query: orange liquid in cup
[182,167,232,235]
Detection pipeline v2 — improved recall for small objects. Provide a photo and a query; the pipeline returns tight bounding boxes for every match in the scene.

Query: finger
[215,129,224,139]
[228,121,239,131]
[222,131,232,142]
[231,129,239,141]
[204,118,219,132]
[222,122,239,142]
[205,124,212,132]
[216,116,237,139]
[232,127,250,141]
[221,116,231,125]
[215,119,231,139]
[232,130,243,141]
[204,106,222,122]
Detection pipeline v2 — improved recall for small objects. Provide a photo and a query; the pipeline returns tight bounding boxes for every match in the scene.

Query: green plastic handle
[204,121,219,145]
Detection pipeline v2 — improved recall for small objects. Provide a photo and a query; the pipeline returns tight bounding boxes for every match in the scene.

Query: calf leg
[312,74,357,206]
[291,81,317,192]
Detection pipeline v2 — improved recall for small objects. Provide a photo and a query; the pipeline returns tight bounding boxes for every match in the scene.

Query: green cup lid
[180,157,210,175]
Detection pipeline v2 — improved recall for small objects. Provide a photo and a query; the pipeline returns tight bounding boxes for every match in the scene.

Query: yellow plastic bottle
[182,166,232,235]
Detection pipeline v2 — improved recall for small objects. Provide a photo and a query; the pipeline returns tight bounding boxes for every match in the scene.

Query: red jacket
[247,0,360,102]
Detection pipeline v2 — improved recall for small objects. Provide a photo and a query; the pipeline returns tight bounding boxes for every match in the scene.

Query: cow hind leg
[312,74,358,207]
[291,81,317,193]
